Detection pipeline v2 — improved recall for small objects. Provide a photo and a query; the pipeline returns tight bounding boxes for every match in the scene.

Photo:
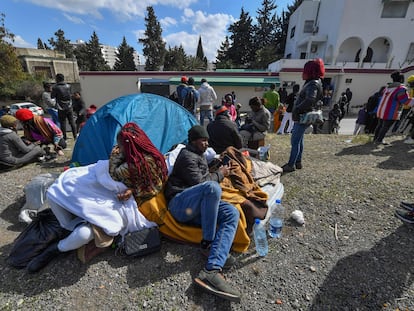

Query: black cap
[188,125,209,142]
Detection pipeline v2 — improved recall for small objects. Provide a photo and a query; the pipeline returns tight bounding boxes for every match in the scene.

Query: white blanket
[47,160,156,237]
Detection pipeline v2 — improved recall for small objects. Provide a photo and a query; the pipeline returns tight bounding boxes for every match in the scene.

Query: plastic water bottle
[268,199,285,238]
[253,218,268,256]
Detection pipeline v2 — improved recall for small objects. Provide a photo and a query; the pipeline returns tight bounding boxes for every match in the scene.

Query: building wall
[285,0,414,69]
[79,72,272,112]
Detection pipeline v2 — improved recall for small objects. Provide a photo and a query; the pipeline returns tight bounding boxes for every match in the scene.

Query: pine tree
[164,45,187,71]
[48,29,74,58]
[196,36,207,70]
[138,6,166,71]
[227,8,255,68]
[113,36,136,71]
[85,31,110,71]
[37,38,45,49]
[73,43,89,71]
[215,36,233,69]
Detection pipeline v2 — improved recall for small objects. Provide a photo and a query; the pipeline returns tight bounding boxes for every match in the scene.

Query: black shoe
[281,164,295,174]
[295,162,303,170]
[395,209,414,224]
[400,202,414,211]
[27,242,60,273]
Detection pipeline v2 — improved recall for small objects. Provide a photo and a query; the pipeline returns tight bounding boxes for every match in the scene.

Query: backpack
[183,88,196,113]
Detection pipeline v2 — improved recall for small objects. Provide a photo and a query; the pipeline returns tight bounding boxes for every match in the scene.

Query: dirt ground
[0,132,413,310]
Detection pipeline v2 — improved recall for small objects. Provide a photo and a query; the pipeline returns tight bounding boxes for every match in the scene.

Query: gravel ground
[0,132,414,311]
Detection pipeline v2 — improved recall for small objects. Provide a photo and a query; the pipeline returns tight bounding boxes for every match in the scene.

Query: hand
[117,189,133,201]
[219,165,230,177]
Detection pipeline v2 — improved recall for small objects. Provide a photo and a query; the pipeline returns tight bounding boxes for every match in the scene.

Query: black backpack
[183,88,196,113]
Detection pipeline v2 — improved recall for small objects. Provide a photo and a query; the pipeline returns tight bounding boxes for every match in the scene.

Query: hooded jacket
[0,127,38,165]
[198,82,217,110]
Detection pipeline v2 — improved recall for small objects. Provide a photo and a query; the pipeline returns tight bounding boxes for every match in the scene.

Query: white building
[269,0,414,112]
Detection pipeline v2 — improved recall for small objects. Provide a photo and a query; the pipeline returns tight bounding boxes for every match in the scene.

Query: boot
[27,242,60,273]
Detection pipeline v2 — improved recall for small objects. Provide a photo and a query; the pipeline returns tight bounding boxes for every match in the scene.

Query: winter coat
[198,82,217,110]
[292,79,323,122]
[164,144,224,202]
[207,114,242,154]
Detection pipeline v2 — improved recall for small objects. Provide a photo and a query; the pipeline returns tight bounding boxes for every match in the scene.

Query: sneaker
[394,209,414,224]
[281,163,295,174]
[404,137,414,144]
[200,245,236,270]
[295,162,303,170]
[194,269,241,302]
[38,155,46,162]
[400,201,414,211]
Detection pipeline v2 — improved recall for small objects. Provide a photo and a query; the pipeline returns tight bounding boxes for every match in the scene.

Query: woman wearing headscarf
[27,122,168,273]
[282,58,325,173]
[0,114,44,168]
[15,108,66,156]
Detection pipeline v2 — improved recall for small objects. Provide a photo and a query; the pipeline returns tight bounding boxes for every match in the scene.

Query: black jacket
[164,144,224,202]
[51,82,72,110]
[207,115,242,154]
[292,79,323,121]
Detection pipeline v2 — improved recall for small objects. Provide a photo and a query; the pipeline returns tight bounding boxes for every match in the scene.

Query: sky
[2,0,291,63]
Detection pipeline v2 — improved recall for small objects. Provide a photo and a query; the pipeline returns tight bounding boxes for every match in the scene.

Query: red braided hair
[118,122,167,192]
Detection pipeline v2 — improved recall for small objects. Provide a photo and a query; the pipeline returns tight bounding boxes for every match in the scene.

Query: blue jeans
[168,181,239,270]
[200,110,214,126]
[288,122,309,166]
[47,108,60,128]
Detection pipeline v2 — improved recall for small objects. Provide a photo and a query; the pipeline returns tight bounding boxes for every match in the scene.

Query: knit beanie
[15,108,34,122]
[215,105,229,117]
[0,115,17,128]
[188,125,209,142]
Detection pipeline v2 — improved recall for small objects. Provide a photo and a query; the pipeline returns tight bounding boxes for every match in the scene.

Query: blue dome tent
[72,93,198,166]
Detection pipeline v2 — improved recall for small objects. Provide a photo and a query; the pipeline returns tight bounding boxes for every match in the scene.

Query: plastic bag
[7,209,70,268]
[19,173,60,223]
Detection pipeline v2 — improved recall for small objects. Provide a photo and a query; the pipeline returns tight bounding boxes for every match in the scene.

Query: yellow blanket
[139,147,268,253]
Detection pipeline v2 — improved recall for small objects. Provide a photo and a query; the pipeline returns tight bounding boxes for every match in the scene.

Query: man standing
[51,73,77,140]
[181,77,200,116]
[263,83,280,114]
[176,76,188,106]
[198,78,217,126]
[42,82,59,128]
[164,125,241,302]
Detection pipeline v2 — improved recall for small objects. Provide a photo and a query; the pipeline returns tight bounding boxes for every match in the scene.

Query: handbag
[299,110,324,125]
[116,226,161,257]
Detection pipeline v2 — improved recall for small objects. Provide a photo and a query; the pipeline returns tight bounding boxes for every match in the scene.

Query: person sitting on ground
[164,125,241,302]
[0,115,45,169]
[26,122,168,273]
[15,108,66,157]
[207,105,242,154]
[239,97,271,148]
